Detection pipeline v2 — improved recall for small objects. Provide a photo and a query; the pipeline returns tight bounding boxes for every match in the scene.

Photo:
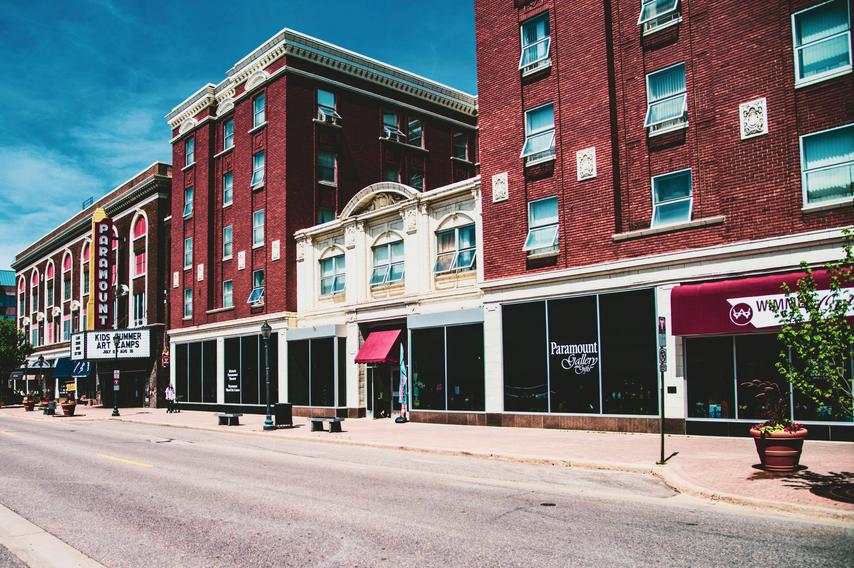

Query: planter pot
[750,427,808,473]
[23,401,35,412]
[61,403,77,417]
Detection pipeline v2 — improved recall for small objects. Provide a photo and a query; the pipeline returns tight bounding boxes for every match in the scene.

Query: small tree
[0,319,33,403]
[773,228,853,417]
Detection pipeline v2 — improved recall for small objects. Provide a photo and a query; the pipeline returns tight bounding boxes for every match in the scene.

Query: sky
[0,0,477,270]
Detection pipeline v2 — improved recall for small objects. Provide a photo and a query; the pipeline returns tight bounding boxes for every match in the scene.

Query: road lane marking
[95,453,153,468]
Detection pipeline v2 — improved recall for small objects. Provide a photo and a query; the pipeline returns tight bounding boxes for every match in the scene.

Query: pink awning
[354,330,401,364]
[671,269,853,336]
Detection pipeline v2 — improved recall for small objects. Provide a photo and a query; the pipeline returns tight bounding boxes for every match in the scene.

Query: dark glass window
[503,302,548,412]
[736,334,789,420]
[411,327,446,410]
[338,338,347,407]
[600,290,657,415]
[548,296,600,414]
[311,338,335,407]
[188,342,202,403]
[288,340,310,406]
[203,340,217,403]
[446,324,485,411]
[686,337,734,418]
[175,343,188,402]
[265,333,279,407]
[242,335,260,405]
[224,337,241,405]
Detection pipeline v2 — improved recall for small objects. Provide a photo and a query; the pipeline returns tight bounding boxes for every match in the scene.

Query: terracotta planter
[23,400,35,412]
[750,427,808,472]
[61,403,77,417]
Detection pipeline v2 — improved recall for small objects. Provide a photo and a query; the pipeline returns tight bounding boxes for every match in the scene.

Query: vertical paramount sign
[87,208,114,329]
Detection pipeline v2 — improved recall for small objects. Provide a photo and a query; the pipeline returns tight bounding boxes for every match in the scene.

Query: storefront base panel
[292,406,354,419]
[178,403,267,414]
[410,411,487,426]
[411,412,685,433]
[687,420,854,441]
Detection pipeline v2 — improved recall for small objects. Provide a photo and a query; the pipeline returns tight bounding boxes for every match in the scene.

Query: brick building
[0,271,15,320]
[11,163,172,407]
[474,0,853,438]
[164,29,478,410]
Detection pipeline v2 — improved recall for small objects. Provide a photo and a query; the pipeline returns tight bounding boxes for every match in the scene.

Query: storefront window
[223,334,278,405]
[503,302,548,412]
[791,352,853,423]
[288,340,310,406]
[338,338,347,407]
[175,340,216,404]
[287,337,336,407]
[548,296,600,414]
[735,334,788,420]
[411,328,445,410]
[242,335,260,405]
[446,324,485,411]
[686,337,735,418]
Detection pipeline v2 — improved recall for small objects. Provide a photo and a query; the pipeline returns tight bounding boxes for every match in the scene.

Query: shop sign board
[70,329,151,360]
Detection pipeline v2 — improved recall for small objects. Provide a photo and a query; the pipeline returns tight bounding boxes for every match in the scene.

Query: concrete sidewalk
[4,405,853,522]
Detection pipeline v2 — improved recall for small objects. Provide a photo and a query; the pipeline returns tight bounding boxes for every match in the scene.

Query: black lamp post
[261,321,274,431]
[112,333,120,417]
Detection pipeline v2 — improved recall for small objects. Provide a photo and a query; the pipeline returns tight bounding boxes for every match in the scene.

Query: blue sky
[0,0,477,270]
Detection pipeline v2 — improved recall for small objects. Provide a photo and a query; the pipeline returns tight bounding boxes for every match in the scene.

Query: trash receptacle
[274,403,292,427]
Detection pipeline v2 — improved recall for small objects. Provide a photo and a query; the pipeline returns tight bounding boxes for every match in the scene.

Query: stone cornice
[165,29,477,129]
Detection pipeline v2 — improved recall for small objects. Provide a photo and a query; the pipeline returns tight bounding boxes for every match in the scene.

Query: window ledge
[223,201,233,209]
[181,163,195,172]
[379,137,428,153]
[183,214,192,220]
[801,198,853,214]
[133,274,145,280]
[647,121,688,138]
[182,316,193,321]
[314,118,342,128]
[206,306,235,315]
[248,122,268,134]
[318,180,337,188]
[521,59,552,78]
[371,281,405,291]
[251,182,264,191]
[222,256,233,261]
[252,242,265,250]
[794,67,852,90]
[612,215,725,242]
[524,154,556,168]
[434,269,476,281]
[183,266,192,272]
[213,146,234,159]
[641,16,682,37]
[451,156,474,166]
[526,249,560,260]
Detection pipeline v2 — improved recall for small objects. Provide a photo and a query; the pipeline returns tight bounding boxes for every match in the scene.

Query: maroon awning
[354,330,401,364]
[671,269,852,336]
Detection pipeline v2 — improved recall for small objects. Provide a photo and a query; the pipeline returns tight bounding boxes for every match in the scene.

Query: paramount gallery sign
[550,342,599,375]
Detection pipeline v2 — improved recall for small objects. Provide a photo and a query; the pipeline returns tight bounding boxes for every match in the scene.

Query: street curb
[109,415,854,524]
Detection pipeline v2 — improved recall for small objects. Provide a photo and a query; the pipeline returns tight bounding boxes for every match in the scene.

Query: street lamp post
[112,334,120,417]
[261,321,274,431]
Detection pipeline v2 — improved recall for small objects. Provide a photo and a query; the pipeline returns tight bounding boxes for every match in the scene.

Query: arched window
[131,213,147,278]
[45,261,55,308]
[30,270,40,314]
[62,251,73,302]
[81,241,91,297]
[17,277,26,317]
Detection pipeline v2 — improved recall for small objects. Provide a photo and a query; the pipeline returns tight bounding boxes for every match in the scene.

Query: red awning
[354,330,402,364]
[671,269,853,336]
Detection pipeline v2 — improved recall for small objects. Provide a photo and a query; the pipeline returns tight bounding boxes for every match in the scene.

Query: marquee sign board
[70,328,152,360]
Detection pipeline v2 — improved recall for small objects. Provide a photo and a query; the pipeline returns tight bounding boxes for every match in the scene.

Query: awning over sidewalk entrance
[671,269,853,335]
[53,358,75,380]
[354,330,401,364]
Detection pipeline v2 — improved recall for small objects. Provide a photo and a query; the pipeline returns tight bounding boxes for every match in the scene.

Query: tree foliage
[0,319,33,399]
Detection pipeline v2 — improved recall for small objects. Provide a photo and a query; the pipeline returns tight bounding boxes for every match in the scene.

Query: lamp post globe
[111,333,121,417]
[261,321,274,431]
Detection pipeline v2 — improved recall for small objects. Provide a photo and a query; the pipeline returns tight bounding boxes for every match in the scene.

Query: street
[0,415,852,568]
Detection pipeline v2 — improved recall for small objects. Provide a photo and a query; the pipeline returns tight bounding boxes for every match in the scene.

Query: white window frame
[183,288,192,319]
[520,103,556,165]
[434,224,477,274]
[183,237,193,270]
[252,209,265,248]
[223,280,233,308]
[132,292,146,327]
[643,63,688,135]
[248,269,265,305]
[319,255,346,296]
[650,168,693,227]
[223,119,234,150]
[317,150,337,185]
[408,118,423,147]
[452,131,469,161]
[799,123,854,207]
[183,187,193,218]
[185,136,195,167]
[638,0,682,34]
[223,172,233,206]
[383,111,404,141]
[223,225,233,260]
[523,196,559,254]
[792,0,852,87]
[317,89,341,123]
[251,152,265,188]
[370,240,405,286]
[253,92,265,128]
[518,11,552,75]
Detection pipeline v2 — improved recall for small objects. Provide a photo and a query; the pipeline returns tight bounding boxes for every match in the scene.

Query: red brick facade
[476,0,853,281]
[167,30,478,330]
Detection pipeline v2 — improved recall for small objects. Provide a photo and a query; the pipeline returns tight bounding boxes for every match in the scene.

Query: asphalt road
[0,416,852,568]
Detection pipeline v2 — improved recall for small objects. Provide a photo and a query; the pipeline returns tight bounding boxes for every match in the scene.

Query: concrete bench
[310,417,344,433]
[215,412,243,426]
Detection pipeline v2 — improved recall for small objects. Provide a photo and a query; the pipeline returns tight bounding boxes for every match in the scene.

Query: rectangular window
[370,240,405,286]
[452,132,469,161]
[317,207,335,224]
[252,209,265,247]
[223,119,234,150]
[644,63,687,133]
[520,104,555,163]
[408,118,423,147]
[409,170,424,191]
[183,288,192,318]
[63,275,71,301]
[435,224,477,274]
[183,187,193,218]
[133,250,146,277]
[523,197,559,254]
[183,237,193,270]
[317,89,340,122]
[793,0,852,85]
[223,172,233,206]
[320,255,346,296]
[519,11,551,73]
[82,267,89,295]
[253,92,265,127]
[317,150,337,184]
[222,280,233,308]
[383,163,400,182]
[62,316,71,341]
[651,169,693,226]
[383,111,403,140]
[800,123,854,205]
[638,0,681,32]
[46,281,54,307]
[185,136,195,166]
[132,292,145,327]
[251,152,265,187]
[223,225,233,259]
[248,269,265,304]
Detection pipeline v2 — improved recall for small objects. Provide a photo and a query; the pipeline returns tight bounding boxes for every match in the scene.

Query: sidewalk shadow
[776,470,854,504]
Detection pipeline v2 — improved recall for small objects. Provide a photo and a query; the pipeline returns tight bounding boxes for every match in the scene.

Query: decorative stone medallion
[402,206,418,234]
[271,239,281,261]
[576,147,597,181]
[172,271,179,288]
[739,98,768,140]
[491,172,508,203]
